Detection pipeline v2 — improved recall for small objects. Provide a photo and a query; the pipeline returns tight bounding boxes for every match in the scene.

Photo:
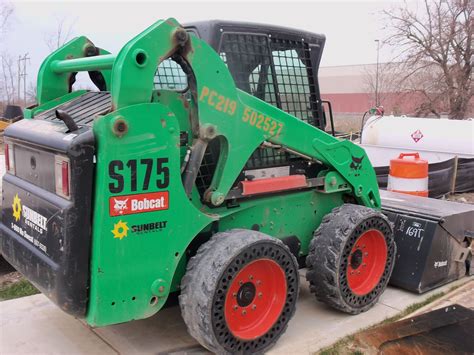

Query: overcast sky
[2,0,410,87]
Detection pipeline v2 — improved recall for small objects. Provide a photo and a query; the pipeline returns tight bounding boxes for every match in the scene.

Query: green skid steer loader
[1,19,396,353]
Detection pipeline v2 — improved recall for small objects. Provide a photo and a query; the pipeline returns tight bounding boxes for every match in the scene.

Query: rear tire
[305,204,396,314]
[179,229,299,354]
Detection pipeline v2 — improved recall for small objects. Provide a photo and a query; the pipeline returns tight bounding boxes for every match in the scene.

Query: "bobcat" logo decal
[113,198,128,214]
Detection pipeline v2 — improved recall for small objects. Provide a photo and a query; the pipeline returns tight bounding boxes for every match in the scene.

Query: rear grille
[34,92,112,127]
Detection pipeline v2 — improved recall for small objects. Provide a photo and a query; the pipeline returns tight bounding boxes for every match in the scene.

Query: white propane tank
[361,116,474,158]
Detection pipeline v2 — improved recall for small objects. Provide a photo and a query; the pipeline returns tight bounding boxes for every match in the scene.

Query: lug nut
[249,275,254,280]
[256,280,262,285]
[233,305,238,310]
[258,292,263,298]
[232,292,237,297]
[239,280,243,286]
[252,304,257,310]
[242,310,247,315]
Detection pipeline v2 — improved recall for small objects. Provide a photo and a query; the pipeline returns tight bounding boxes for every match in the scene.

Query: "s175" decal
[108,158,170,194]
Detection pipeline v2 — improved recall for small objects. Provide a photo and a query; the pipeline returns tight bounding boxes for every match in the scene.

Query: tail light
[55,155,71,199]
[5,141,15,174]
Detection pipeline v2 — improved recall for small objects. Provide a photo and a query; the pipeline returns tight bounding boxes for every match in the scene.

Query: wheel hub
[346,229,388,296]
[350,249,363,269]
[236,282,256,307]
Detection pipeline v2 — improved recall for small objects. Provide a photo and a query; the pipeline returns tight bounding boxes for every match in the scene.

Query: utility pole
[17,55,21,102]
[17,53,30,104]
[374,39,380,107]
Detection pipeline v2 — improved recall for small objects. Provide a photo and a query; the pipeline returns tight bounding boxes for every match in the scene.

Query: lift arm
[35,18,381,209]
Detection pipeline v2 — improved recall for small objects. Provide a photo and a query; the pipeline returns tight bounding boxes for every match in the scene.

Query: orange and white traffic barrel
[387,152,428,197]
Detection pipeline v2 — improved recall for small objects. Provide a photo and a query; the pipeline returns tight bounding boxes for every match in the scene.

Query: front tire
[306,204,396,314]
[179,229,299,354]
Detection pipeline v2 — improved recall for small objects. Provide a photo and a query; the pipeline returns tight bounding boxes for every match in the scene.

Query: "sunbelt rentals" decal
[10,193,48,253]
[111,219,168,240]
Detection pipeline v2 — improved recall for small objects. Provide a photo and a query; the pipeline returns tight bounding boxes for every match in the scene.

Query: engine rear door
[0,92,109,316]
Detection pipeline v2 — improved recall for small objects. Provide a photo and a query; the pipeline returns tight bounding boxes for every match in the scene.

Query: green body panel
[215,190,344,256]
[31,18,382,326]
[88,103,215,325]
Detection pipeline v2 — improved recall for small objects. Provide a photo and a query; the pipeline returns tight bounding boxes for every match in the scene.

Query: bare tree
[45,16,76,51]
[363,62,402,110]
[0,2,13,36]
[1,52,17,104]
[26,81,37,104]
[384,0,473,119]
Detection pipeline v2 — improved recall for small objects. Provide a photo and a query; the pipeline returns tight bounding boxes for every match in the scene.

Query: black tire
[306,204,396,314]
[179,229,299,354]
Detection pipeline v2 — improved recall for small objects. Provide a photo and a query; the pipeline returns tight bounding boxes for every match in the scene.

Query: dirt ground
[0,270,23,289]
[0,255,19,286]
[445,192,474,204]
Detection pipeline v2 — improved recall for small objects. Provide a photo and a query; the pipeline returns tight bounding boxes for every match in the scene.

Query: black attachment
[89,71,107,91]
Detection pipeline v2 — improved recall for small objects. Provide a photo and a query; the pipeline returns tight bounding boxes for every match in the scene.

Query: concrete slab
[1,272,471,355]
[0,294,116,355]
[91,304,202,354]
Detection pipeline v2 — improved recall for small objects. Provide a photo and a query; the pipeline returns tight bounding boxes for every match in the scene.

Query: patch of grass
[379,291,444,325]
[379,281,469,325]
[0,279,39,301]
[318,335,360,355]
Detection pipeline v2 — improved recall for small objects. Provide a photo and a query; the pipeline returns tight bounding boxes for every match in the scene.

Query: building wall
[319,64,433,116]
[318,63,473,118]
[321,92,428,116]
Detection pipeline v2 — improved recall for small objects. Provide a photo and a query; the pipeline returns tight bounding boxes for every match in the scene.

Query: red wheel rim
[346,229,387,296]
[224,259,287,340]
